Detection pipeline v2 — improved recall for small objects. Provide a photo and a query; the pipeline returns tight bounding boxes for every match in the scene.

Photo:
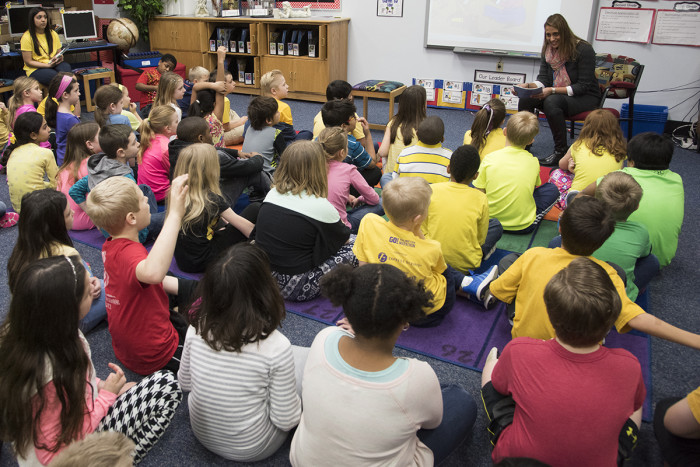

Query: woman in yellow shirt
[20,7,72,86]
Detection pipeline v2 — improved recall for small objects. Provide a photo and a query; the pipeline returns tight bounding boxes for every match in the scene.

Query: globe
[107,18,139,53]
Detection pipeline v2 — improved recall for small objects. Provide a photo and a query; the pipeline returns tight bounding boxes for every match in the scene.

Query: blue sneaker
[461,266,498,303]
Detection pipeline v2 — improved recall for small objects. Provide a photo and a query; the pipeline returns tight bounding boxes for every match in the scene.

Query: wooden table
[352,85,406,131]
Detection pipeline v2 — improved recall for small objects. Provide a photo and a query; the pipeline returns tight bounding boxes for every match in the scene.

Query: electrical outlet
[497,59,503,72]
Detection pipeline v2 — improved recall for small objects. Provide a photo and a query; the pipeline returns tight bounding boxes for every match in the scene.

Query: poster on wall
[378,0,403,17]
[278,1,341,10]
[652,10,700,46]
[596,8,655,43]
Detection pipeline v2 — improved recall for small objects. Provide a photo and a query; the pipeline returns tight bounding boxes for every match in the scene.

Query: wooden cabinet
[149,16,348,102]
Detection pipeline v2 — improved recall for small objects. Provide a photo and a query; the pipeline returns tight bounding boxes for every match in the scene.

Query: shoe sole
[476,266,499,302]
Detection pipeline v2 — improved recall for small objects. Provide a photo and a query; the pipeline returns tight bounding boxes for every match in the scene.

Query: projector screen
[425,0,597,57]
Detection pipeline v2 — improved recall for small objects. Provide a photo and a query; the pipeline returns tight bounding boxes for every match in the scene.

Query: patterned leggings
[97,370,182,463]
[273,237,358,302]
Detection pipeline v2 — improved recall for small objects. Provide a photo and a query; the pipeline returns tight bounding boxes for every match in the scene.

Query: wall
[104,0,700,121]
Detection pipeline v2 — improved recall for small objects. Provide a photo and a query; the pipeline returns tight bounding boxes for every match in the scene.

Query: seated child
[654,385,700,465]
[215,68,248,145]
[172,143,258,273]
[489,196,700,351]
[473,111,559,234]
[169,116,269,205]
[45,74,81,165]
[582,132,684,269]
[319,127,383,234]
[312,79,366,142]
[93,85,131,127]
[353,177,499,328]
[135,53,177,109]
[290,263,477,466]
[321,98,380,189]
[3,111,56,213]
[179,243,303,462]
[482,257,645,466]
[177,65,208,118]
[115,84,142,131]
[553,171,658,301]
[137,105,179,202]
[69,124,164,244]
[463,98,506,159]
[386,115,452,185]
[422,144,503,272]
[260,69,312,142]
[241,96,286,176]
[377,85,426,174]
[84,175,196,375]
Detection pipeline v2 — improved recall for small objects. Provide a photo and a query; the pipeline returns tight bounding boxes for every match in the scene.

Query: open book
[514,85,544,98]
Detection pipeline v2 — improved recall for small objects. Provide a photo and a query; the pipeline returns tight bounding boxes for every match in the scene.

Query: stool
[352,81,406,131]
[78,69,115,112]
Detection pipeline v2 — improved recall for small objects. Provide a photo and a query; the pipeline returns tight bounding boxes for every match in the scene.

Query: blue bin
[619,104,668,137]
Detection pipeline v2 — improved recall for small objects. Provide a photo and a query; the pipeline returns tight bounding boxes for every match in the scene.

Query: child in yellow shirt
[261,69,312,143]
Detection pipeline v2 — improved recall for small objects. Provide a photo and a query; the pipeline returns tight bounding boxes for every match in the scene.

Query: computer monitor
[61,10,97,41]
[7,4,41,36]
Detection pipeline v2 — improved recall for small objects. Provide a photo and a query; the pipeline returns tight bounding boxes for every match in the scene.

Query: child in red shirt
[135,54,177,106]
[85,174,196,375]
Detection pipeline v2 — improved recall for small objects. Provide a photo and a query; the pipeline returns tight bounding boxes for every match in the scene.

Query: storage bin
[620,104,668,137]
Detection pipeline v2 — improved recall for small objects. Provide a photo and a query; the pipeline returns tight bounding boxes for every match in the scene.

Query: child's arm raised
[628,313,700,350]
[213,46,226,123]
[135,174,189,284]
[221,208,254,238]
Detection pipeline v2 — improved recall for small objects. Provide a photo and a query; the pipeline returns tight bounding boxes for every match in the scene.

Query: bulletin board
[652,10,700,46]
[413,79,521,114]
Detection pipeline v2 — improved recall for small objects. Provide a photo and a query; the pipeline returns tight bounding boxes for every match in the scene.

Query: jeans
[347,201,384,234]
[417,385,477,465]
[379,172,395,189]
[412,265,463,328]
[29,61,73,86]
[482,218,504,257]
[79,278,107,333]
[505,182,559,234]
[140,184,165,243]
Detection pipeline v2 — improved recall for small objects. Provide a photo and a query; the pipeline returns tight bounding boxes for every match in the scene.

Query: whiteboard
[424,0,598,57]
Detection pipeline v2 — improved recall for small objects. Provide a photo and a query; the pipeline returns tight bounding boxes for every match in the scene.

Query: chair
[566,54,644,140]
[73,66,115,112]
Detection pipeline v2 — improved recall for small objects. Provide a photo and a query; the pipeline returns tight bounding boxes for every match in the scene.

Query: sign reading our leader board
[474,70,527,85]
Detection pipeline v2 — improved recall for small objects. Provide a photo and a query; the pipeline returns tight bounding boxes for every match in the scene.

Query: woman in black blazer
[517,14,600,166]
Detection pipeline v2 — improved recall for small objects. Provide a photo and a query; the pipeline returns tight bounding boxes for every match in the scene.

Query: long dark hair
[188,243,286,352]
[0,255,90,456]
[389,85,427,146]
[469,98,506,153]
[27,7,55,57]
[542,14,585,61]
[187,89,215,118]
[45,73,78,129]
[0,111,44,166]
[7,189,74,293]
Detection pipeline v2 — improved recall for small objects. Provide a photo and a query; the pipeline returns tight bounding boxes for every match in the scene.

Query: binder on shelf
[245,72,253,85]
[269,31,280,54]
[307,30,317,57]
[288,30,298,55]
[228,28,239,53]
[239,29,249,54]
[209,29,217,52]
[278,29,289,55]
[294,29,308,56]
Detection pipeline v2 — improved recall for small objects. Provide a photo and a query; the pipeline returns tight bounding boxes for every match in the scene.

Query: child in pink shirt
[137,105,178,202]
[319,127,383,233]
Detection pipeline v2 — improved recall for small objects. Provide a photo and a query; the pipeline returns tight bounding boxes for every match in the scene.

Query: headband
[63,255,78,293]
[483,103,494,135]
[55,75,73,99]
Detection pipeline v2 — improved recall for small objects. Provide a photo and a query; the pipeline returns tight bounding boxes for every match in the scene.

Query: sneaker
[461,265,498,302]
[483,289,497,310]
[539,151,565,166]
[0,212,18,228]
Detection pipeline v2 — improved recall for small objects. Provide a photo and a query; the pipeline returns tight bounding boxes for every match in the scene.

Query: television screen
[7,5,39,36]
[61,10,97,41]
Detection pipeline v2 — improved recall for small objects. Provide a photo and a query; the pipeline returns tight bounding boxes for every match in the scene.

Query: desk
[0,42,121,81]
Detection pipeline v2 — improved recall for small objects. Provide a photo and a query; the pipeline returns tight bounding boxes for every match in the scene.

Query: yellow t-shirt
[312,110,365,141]
[463,128,506,160]
[688,386,700,424]
[21,30,62,76]
[385,125,417,174]
[6,143,58,212]
[222,98,231,125]
[353,214,447,314]
[423,182,489,272]
[121,110,141,131]
[473,146,541,230]
[0,108,9,148]
[570,143,624,192]
[37,97,75,117]
[489,247,645,340]
[276,99,293,125]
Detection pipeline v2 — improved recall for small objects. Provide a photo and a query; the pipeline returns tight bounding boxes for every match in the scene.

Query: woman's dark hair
[187,89,215,119]
[7,189,73,293]
[0,255,90,456]
[188,243,286,352]
[321,264,433,339]
[27,7,54,57]
[0,111,44,166]
[45,73,78,129]
[389,85,427,146]
[542,14,585,61]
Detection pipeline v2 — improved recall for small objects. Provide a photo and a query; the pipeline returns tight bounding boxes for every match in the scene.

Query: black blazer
[536,41,600,99]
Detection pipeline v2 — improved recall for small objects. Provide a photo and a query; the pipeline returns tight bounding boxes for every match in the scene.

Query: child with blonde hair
[464,98,506,159]
[252,140,355,301]
[8,76,52,151]
[57,122,101,230]
[93,85,131,128]
[377,85,427,174]
[114,83,142,131]
[172,143,258,273]
[138,105,179,202]
[153,71,186,123]
[45,74,81,165]
[319,126,383,233]
[261,69,312,142]
[549,109,626,209]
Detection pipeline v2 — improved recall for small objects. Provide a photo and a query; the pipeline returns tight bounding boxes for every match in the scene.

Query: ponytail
[138,105,176,163]
[469,98,506,152]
